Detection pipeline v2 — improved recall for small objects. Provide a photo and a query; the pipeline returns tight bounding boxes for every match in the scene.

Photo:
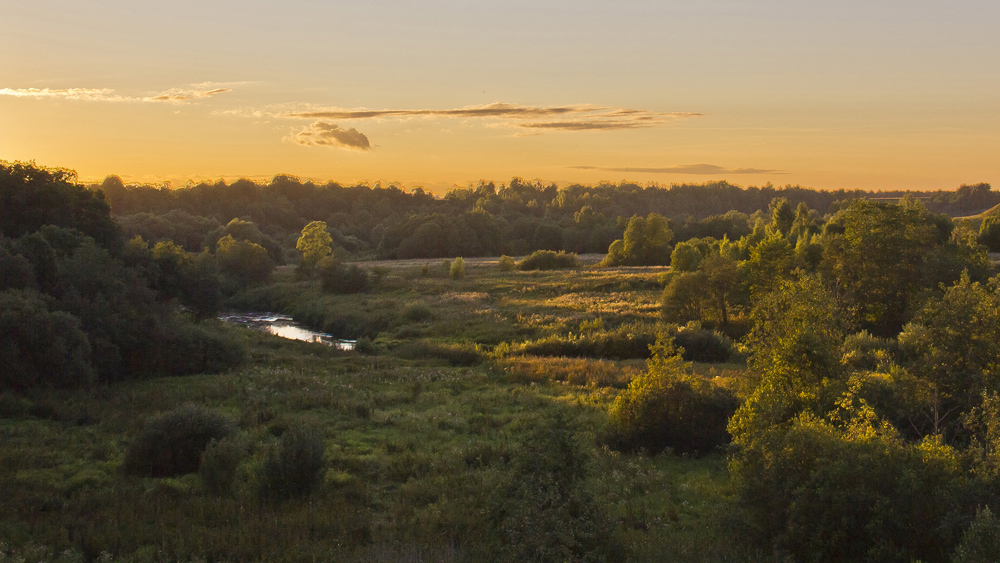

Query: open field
[0,263,745,562]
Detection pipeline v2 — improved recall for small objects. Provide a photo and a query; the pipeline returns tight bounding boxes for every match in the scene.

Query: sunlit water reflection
[220,313,356,350]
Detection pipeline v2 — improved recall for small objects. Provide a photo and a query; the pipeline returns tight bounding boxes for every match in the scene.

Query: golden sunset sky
[2,1,997,193]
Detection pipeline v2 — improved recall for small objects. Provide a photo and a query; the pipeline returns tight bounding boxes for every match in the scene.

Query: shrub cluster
[259,421,327,501]
[317,256,371,294]
[512,323,656,361]
[517,250,580,271]
[393,340,483,366]
[122,404,236,477]
[602,337,737,455]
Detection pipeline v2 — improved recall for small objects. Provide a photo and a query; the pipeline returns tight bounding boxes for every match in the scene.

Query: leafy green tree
[952,507,1000,563]
[0,237,36,290]
[217,234,273,286]
[898,273,1000,437]
[744,233,796,299]
[0,289,93,390]
[662,271,707,324]
[296,220,333,273]
[669,240,703,272]
[604,334,736,454]
[600,213,672,266]
[978,215,1000,252]
[0,161,121,250]
[730,274,845,445]
[788,201,817,242]
[822,200,942,336]
[731,409,962,563]
[768,197,795,237]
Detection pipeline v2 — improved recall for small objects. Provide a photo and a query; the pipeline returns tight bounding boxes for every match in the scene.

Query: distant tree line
[94,174,999,262]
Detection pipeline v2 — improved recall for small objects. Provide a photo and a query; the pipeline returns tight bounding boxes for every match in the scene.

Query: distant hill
[956,202,1000,222]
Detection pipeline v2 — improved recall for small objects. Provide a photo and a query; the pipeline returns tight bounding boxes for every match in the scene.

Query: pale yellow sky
[2,1,997,193]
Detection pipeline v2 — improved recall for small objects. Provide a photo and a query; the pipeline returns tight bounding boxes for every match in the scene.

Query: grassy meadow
[0,260,746,562]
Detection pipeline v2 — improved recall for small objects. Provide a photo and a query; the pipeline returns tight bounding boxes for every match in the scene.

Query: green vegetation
[5,160,1000,561]
[518,249,581,270]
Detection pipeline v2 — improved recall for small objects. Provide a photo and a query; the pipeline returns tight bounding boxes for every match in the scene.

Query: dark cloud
[283,103,701,132]
[571,164,785,175]
[289,121,371,151]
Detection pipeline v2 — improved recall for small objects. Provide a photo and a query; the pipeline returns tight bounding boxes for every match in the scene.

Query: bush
[671,322,736,363]
[158,318,247,376]
[602,335,737,455]
[402,301,434,323]
[952,507,1000,563]
[449,257,465,279]
[517,250,580,271]
[393,340,483,366]
[317,256,371,294]
[480,413,621,562]
[259,420,326,500]
[497,255,516,272]
[123,404,236,477]
[512,323,657,361]
[200,434,247,495]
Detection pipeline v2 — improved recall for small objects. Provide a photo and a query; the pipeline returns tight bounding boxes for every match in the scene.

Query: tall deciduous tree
[296,220,333,273]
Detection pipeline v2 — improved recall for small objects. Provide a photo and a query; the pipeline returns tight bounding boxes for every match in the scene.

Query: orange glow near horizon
[2,2,997,195]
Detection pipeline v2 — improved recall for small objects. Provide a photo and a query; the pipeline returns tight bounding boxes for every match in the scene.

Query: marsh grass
[1,263,750,561]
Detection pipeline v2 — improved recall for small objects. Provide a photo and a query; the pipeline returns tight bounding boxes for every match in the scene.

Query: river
[220,313,356,350]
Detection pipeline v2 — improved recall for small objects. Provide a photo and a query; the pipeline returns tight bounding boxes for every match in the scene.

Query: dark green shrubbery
[158,318,247,376]
[479,413,622,562]
[513,323,657,361]
[517,250,580,271]
[402,301,434,323]
[602,336,737,455]
[122,404,236,477]
[0,289,93,390]
[670,322,737,363]
[393,340,483,366]
[199,434,247,495]
[259,421,327,501]
[317,256,371,294]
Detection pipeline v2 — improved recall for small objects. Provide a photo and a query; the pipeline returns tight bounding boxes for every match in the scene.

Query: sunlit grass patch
[495,355,641,389]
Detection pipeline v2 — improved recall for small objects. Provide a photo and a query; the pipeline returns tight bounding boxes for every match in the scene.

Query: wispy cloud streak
[0,86,231,103]
[572,164,785,175]
[283,103,701,132]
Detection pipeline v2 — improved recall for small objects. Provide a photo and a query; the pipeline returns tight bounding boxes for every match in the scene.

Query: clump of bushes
[601,336,737,455]
[393,340,483,366]
[497,255,516,272]
[512,323,657,360]
[480,413,621,562]
[670,322,737,363]
[496,356,639,388]
[402,301,434,323]
[199,434,248,495]
[449,257,465,279]
[158,317,247,376]
[123,404,236,477]
[259,420,327,501]
[517,250,580,271]
[842,330,899,370]
[317,256,371,294]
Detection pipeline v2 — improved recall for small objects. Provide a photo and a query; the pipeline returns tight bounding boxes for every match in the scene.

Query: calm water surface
[220,313,356,350]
